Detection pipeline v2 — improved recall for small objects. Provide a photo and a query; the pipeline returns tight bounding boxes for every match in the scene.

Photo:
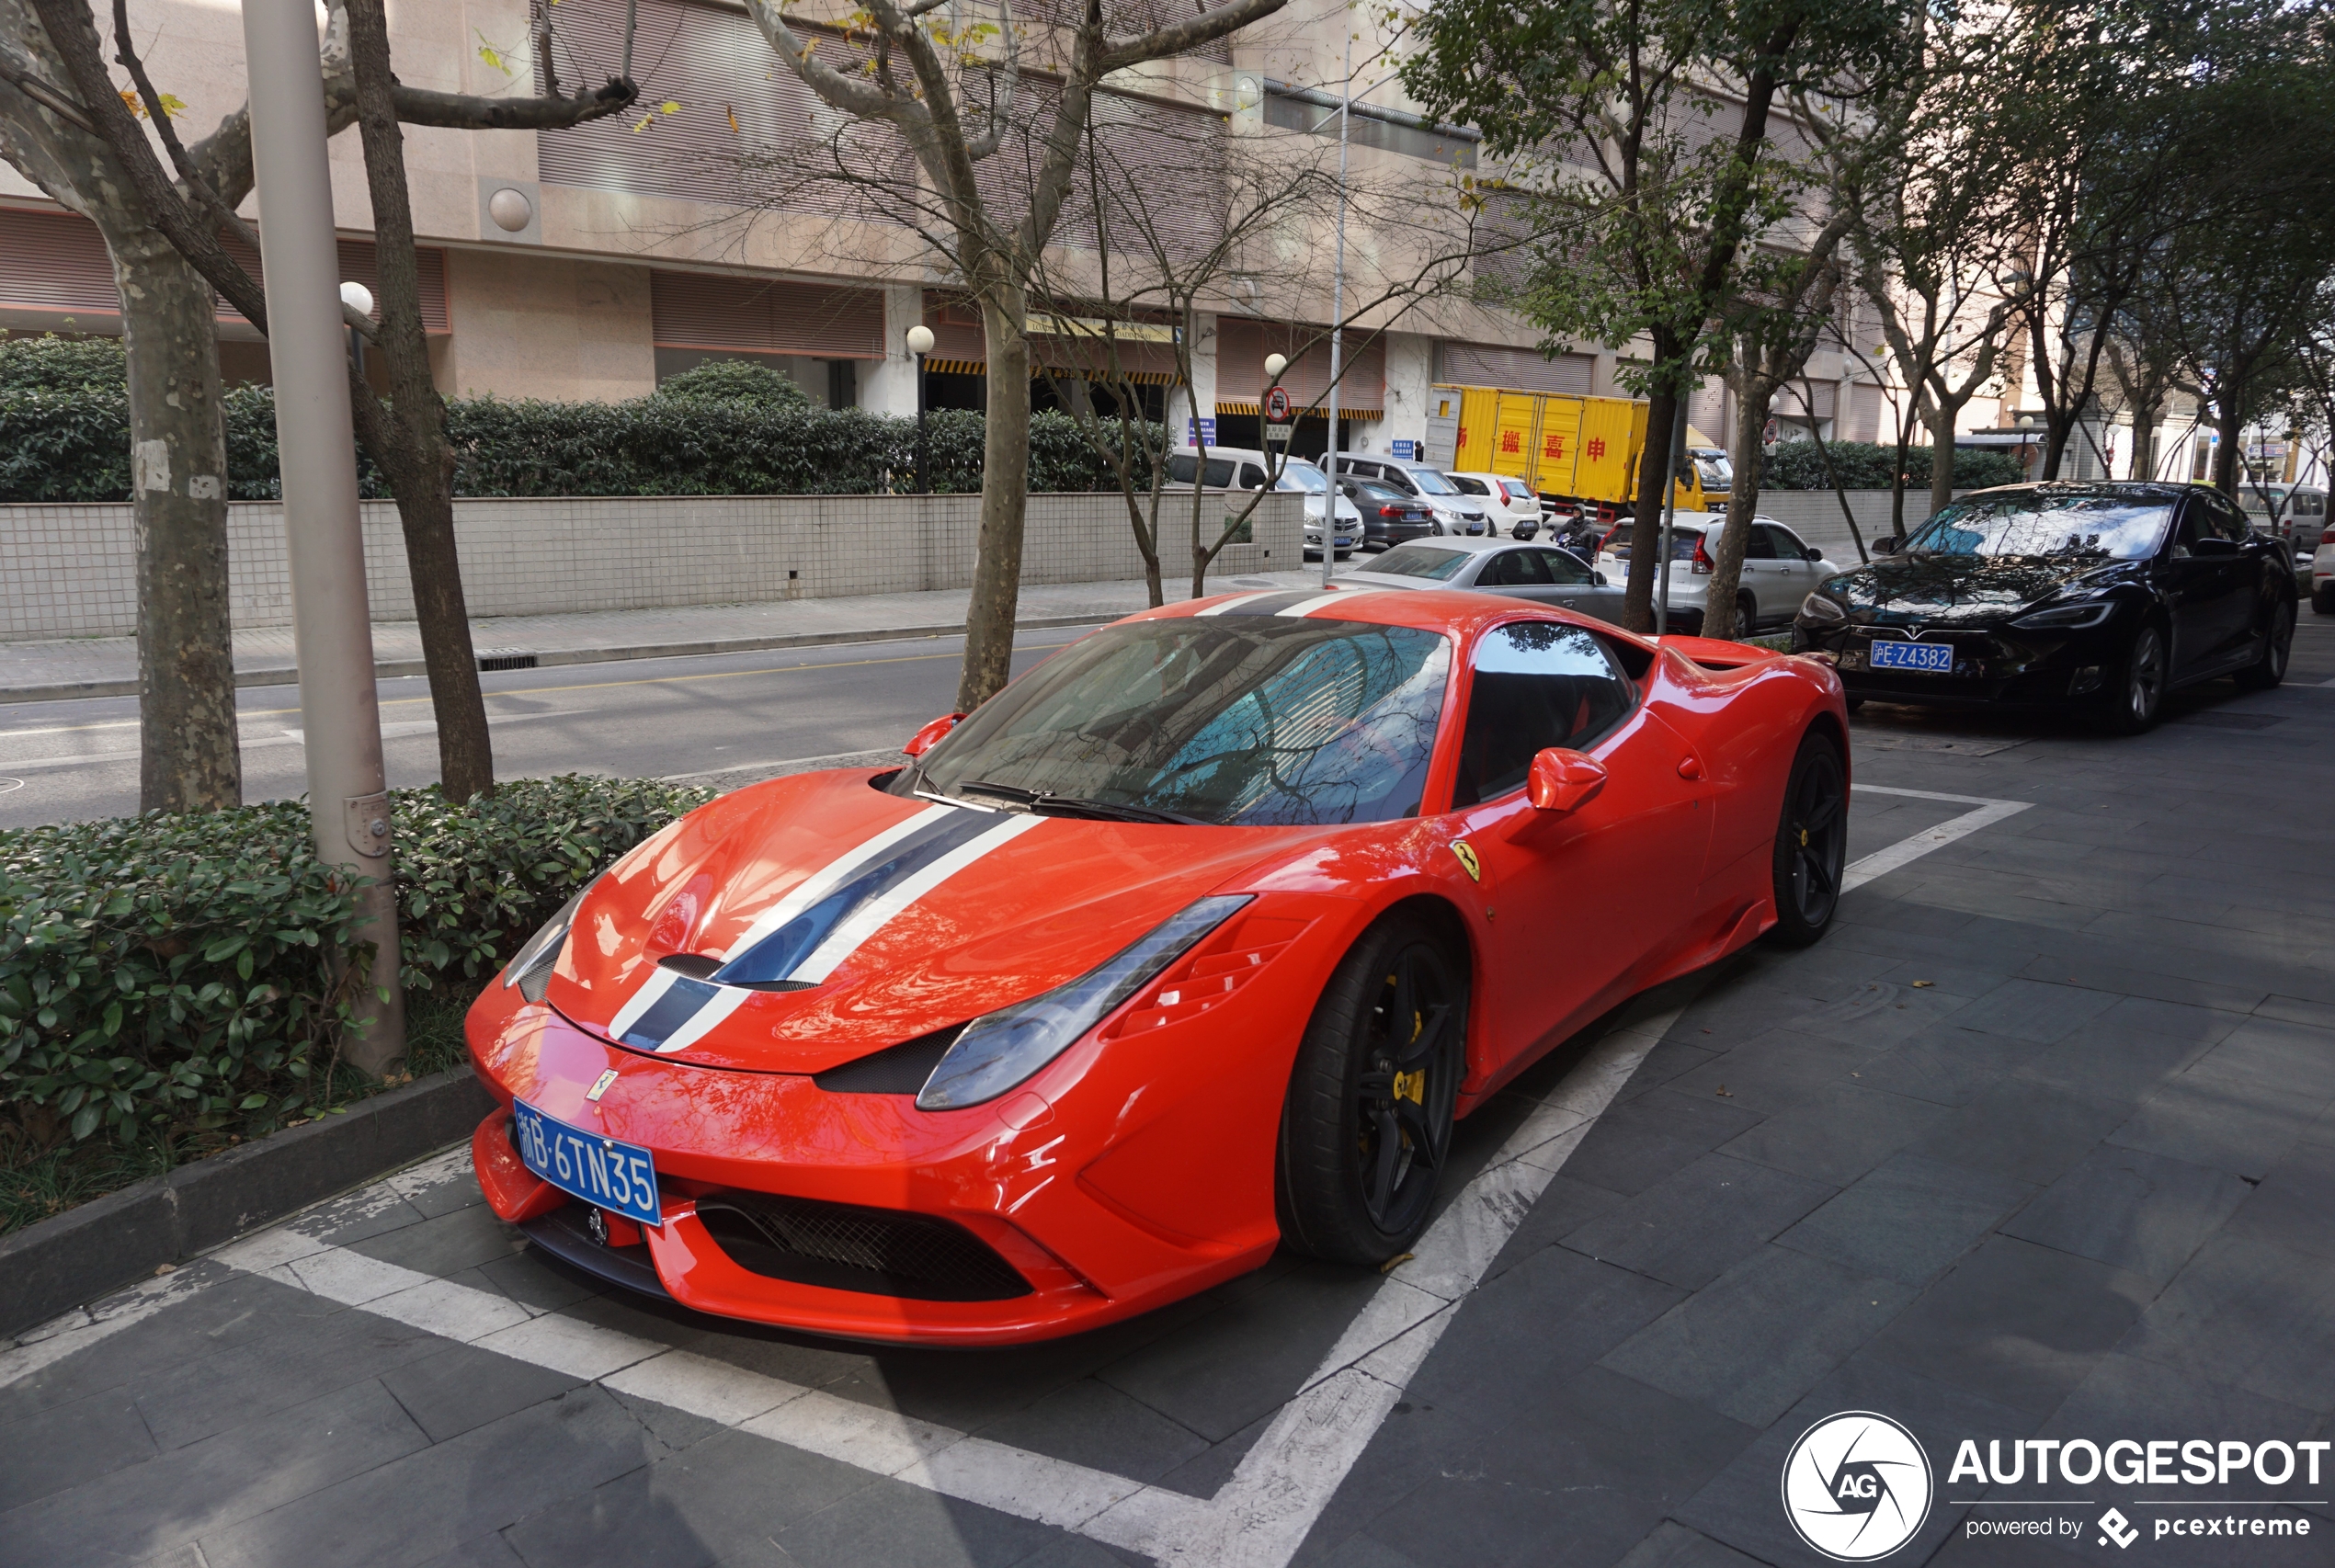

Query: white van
[1162,449,1362,560]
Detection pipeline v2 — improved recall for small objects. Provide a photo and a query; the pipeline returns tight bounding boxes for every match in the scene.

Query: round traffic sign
[1264,385,1293,422]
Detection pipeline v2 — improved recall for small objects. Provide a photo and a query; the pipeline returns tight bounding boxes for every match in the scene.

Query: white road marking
[1845,783,2033,893]
[6,792,2035,1561]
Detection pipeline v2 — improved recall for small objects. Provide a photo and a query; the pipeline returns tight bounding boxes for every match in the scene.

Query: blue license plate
[1869,639,1954,673]
[511,1099,661,1225]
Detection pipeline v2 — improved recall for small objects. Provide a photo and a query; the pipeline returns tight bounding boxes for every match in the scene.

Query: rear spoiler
[1657,635,1786,670]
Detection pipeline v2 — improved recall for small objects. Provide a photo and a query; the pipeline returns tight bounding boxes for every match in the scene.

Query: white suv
[1447,472,1543,535]
[1600,514,1843,632]
[1163,449,1361,560]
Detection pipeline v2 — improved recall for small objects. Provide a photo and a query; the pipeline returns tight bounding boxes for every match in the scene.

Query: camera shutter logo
[1781,1411,1934,1561]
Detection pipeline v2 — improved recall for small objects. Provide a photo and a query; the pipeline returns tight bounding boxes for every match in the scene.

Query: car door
[1540,548,1622,622]
[2212,488,2285,663]
[1730,523,1781,620]
[1760,524,1823,619]
[2160,496,2253,676]
[1448,622,1710,1074]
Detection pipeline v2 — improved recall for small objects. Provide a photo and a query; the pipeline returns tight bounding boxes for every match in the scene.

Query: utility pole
[1321,6,1353,592]
[242,0,404,1073]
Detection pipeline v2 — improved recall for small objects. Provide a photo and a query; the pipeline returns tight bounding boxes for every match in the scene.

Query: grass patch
[0,980,480,1239]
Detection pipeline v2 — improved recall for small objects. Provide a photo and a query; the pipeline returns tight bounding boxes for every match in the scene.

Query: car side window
[2173,503,2216,555]
[1765,524,1810,560]
[1536,549,1590,584]
[1238,464,1269,491]
[1498,550,1555,585]
[2205,493,2252,540]
[1743,527,1778,561]
[1452,622,1637,807]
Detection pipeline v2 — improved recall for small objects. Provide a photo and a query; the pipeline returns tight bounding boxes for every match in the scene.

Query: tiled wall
[0,494,1305,641]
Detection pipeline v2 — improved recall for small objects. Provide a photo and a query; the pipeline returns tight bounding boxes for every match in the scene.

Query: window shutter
[0,207,118,315]
[651,270,884,358]
[1438,343,1593,396]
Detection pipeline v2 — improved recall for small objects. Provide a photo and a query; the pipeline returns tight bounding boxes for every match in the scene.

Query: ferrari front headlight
[503,883,592,1003]
[916,894,1254,1110]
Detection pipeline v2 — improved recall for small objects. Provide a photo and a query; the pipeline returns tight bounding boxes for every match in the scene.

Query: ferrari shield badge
[585,1068,620,1103]
[1451,840,1482,882]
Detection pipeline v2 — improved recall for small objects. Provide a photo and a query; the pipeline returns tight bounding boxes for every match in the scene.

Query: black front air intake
[694,1190,1031,1301]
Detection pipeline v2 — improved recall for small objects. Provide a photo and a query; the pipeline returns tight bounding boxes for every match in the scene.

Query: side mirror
[1874,535,1903,554]
[1805,547,1824,562]
[1593,571,1610,585]
[902,712,965,758]
[2190,536,2240,557]
[1528,747,1608,814]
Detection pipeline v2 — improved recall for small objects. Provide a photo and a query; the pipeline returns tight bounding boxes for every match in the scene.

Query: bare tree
[737,0,1285,711]
[1,0,636,808]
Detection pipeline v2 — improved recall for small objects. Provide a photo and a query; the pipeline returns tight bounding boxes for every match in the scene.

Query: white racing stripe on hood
[786,813,1048,985]
[715,802,960,961]
[604,802,954,1041]
[651,986,752,1055]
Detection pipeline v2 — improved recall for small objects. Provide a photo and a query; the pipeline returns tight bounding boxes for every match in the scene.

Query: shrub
[0,334,130,394]
[0,776,709,1148]
[0,378,1157,501]
[1760,440,2028,492]
[652,359,814,409]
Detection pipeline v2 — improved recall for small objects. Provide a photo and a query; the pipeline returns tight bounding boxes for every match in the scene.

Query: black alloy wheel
[1769,731,1848,948]
[2103,620,2167,734]
[1277,913,1465,1264]
[2236,596,2295,690]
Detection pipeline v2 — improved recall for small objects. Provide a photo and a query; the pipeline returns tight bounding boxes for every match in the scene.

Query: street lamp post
[241,0,404,1072]
[340,280,373,380]
[906,324,934,494]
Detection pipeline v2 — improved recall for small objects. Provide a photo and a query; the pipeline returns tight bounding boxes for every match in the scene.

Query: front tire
[1277,913,1466,1265]
[2312,583,2335,616]
[2235,596,2295,690]
[1768,731,1847,949]
[2101,619,2168,734]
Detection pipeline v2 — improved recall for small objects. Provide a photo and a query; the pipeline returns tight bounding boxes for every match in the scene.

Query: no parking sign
[1264,384,1294,444]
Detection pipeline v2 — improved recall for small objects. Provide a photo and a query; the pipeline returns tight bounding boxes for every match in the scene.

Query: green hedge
[0,776,709,1147]
[1761,440,2028,492]
[0,336,1156,501]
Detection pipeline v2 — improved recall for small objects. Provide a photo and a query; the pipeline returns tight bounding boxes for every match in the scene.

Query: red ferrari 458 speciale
[467,585,1850,1344]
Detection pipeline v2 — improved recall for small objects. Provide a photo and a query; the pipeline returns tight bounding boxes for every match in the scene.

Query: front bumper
[464,903,1349,1344]
[1794,618,2123,709]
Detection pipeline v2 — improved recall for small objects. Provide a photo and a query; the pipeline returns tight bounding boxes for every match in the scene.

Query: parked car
[1163,448,1361,560]
[1341,477,1441,550]
[1794,481,2295,733]
[2314,527,2335,615]
[468,585,1851,1343]
[1597,515,1842,631]
[2236,482,2329,560]
[1447,472,1543,536]
[1337,539,1624,622]
[1327,455,1495,536]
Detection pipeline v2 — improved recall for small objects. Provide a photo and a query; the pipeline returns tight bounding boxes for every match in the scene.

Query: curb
[0,1066,494,1339]
[0,611,1125,705]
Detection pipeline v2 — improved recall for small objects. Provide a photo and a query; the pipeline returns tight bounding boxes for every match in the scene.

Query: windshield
[1276,460,1329,494]
[1366,546,1471,580]
[1905,494,2173,560]
[899,619,1452,826]
[1404,467,1462,495]
[1694,456,1733,492]
[1449,476,1490,496]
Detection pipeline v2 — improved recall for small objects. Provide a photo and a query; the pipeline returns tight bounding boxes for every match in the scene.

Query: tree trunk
[1623,379,1682,633]
[345,0,495,801]
[1703,379,1774,642]
[957,285,1031,712]
[1928,403,1957,520]
[114,227,242,813]
[2214,396,2243,494]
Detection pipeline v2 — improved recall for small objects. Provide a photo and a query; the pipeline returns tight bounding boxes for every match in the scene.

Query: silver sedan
[1336,538,1626,623]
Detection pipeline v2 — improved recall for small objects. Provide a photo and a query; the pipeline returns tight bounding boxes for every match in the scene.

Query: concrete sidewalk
[0,569,1322,702]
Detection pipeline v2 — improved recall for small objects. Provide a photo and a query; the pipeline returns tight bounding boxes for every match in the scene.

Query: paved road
[6,625,2335,1568]
[0,632,1083,830]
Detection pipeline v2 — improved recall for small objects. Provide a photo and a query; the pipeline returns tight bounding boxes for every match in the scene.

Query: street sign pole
[242,0,404,1073]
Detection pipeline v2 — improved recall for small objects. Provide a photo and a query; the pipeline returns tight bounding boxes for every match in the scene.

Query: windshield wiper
[960,779,1205,825]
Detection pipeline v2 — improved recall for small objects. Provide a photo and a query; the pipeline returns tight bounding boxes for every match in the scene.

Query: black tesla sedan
[1791,482,2296,733]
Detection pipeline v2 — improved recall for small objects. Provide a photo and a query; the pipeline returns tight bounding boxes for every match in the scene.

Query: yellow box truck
[1422,384,1714,518]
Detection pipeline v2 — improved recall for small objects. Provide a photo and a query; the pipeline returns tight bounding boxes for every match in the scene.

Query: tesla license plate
[511,1098,661,1225]
[1869,639,1954,674]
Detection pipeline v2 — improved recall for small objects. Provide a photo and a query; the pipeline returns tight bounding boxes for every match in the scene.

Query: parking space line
[1845,784,2033,893]
[8,791,2039,1565]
